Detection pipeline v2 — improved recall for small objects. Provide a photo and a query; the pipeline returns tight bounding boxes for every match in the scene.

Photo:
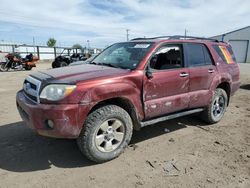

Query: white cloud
[0,0,249,47]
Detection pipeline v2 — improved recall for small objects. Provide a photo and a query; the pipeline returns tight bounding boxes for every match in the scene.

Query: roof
[211,25,250,38]
[131,35,221,43]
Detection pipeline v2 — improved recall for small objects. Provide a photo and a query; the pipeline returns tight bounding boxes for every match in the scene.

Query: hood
[31,64,129,84]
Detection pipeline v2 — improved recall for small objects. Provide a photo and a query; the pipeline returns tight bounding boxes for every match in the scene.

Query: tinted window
[213,45,235,64]
[226,46,236,61]
[150,45,183,70]
[202,46,213,65]
[186,43,205,66]
[213,45,227,62]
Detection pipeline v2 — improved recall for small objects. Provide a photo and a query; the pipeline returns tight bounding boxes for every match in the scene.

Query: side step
[140,108,204,127]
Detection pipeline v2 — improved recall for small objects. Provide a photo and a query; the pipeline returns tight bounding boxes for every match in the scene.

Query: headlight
[40,84,76,101]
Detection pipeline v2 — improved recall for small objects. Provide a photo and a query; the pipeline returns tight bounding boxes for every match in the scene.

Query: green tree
[47,38,56,47]
[72,44,83,49]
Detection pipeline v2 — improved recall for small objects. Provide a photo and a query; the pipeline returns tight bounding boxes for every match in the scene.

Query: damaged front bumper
[16,90,87,139]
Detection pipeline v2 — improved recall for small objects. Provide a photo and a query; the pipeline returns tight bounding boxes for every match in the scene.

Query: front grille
[23,76,41,103]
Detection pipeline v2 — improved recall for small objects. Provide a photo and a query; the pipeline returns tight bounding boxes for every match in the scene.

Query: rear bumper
[16,90,89,138]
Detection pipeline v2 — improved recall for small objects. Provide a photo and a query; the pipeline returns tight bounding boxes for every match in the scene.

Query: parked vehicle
[0,53,39,72]
[51,49,89,68]
[69,54,97,66]
[17,36,240,163]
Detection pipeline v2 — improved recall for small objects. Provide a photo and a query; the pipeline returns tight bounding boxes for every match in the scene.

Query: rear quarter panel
[207,43,240,96]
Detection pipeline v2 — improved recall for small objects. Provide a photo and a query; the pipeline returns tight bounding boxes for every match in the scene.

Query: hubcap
[212,95,225,118]
[95,119,125,152]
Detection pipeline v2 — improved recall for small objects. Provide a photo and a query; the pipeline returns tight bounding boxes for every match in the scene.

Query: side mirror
[146,66,153,79]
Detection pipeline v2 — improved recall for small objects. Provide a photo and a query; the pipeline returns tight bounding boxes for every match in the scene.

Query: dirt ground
[0,61,249,188]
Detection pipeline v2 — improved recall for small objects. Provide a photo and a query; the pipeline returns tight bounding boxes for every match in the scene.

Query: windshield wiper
[89,62,120,69]
[88,61,98,65]
[99,63,119,68]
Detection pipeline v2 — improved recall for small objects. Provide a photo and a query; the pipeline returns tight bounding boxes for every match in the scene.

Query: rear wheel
[77,105,133,163]
[202,88,228,124]
[25,66,32,70]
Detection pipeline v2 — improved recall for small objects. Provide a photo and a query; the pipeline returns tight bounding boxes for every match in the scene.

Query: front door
[143,44,189,119]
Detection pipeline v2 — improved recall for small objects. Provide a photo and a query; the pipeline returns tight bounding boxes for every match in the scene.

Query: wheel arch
[216,82,231,105]
[88,97,141,130]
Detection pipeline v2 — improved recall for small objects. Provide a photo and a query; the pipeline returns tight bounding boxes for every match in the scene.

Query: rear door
[143,44,189,119]
[184,43,216,108]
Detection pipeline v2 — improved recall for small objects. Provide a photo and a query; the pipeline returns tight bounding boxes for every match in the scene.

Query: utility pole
[87,40,90,50]
[126,29,130,41]
[32,36,35,54]
[184,29,188,38]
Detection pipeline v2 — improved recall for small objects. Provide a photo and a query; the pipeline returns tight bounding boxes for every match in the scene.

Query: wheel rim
[60,62,68,67]
[212,95,225,118]
[94,119,125,153]
[0,63,8,71]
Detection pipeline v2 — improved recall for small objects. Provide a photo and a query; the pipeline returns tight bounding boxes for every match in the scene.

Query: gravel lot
[0,62,249,188]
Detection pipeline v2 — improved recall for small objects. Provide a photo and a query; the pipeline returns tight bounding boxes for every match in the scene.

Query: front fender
[79,82,144,120]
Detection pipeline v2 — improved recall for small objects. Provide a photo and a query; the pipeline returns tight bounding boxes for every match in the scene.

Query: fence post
[12,45,15,53]
[54,47,57,59]
[36,46,40,59]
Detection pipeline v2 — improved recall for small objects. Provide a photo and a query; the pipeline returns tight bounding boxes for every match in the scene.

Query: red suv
[16,36,240,163]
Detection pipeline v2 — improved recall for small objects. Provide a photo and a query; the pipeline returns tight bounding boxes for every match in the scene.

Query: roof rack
[131,35,220,42]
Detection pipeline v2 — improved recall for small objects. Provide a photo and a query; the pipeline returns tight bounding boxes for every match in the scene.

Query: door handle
[208,69,215,73]
[180,72,189,77]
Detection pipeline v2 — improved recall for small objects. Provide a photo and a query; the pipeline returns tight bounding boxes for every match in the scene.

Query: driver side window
[150,44,183,70]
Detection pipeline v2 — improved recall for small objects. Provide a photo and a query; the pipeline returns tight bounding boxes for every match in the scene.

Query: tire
[59,61,68,67]
[77,105,133,163]
[52,61,67,68]
[25,66,32,70]
[202,88,228,124]
[51,61,58,68]
[0,62,9,72]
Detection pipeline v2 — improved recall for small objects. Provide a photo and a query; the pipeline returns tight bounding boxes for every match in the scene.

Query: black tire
[77,105,133,163]
[25,66,32,70]
[59,61,68,67]
[202,88,228,124]
[51,61,58,68]
[0,62,9,72]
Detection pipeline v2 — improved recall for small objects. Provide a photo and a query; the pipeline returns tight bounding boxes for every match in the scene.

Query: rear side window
[186,43,213,66]
[226,46,236,62]
[203,46,213,65]
[212,45,235,64]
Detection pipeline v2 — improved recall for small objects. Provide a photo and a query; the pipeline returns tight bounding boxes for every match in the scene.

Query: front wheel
[0,62,9,72]
[202,88,228,124]
[59,61,68,67]
[77,105,133,163]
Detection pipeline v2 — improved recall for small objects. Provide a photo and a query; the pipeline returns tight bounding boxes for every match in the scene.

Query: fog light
[45,119,54,129]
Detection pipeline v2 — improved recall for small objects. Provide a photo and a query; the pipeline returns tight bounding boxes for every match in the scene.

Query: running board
[140,108,204,127]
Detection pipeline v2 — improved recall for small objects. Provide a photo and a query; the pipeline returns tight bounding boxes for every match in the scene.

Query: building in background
[211,26,250,63]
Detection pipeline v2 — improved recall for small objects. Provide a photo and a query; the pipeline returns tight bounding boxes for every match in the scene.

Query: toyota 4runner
[16,36,240,163]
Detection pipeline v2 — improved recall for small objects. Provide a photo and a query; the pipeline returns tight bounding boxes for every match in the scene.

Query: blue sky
[0,0,249,48]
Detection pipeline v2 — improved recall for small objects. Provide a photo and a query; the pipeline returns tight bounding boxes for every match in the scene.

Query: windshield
[91,42,153,70]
